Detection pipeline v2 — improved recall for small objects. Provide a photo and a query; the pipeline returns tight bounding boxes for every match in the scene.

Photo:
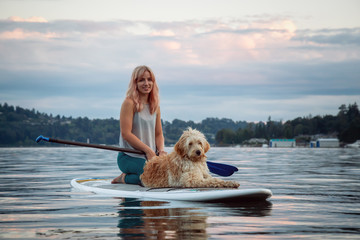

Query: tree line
[0,102,359,147]
[0,103,119,147]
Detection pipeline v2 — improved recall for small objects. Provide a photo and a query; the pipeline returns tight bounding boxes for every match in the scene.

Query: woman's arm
[155,106,166,156]
[120,98,156,159]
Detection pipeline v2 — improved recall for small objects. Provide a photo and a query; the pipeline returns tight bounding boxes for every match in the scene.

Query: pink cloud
[8,16,48,23]
[151,29,175,37]
[190,19,297,62]
[0,28,58,40]
[1,16,56,40]
[145,18,300,66]
[1,16,356,76]
[156,40,181,50]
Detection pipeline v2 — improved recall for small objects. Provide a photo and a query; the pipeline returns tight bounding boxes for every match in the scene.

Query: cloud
[0,28,59,40]
[1,16,357,69]
[0,16,359,121]
[7,16,48,23]
[294,28,360,46]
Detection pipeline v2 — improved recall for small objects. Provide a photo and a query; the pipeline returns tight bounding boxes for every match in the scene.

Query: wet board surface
[71,178,272,202]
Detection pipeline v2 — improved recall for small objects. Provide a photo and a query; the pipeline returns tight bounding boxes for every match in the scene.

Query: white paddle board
[71,178,272,202]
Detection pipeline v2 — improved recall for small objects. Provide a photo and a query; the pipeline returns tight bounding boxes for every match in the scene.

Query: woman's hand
[158,150,167,156]
[145,150,157,160]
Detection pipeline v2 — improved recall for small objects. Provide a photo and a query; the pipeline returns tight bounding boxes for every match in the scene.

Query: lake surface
[0,147,359,239]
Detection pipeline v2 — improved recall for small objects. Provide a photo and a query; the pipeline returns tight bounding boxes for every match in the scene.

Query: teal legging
[117,152,146,185]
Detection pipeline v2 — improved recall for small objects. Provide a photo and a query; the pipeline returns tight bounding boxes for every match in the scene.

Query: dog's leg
[202,171,240,188]
[205,177,240,188]
[181,172,239,188]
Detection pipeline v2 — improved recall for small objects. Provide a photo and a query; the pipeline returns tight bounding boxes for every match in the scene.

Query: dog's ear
[174,137,186,157]
[204,141,210,153]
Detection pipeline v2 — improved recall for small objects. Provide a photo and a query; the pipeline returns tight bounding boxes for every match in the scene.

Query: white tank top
[119,104,157,159]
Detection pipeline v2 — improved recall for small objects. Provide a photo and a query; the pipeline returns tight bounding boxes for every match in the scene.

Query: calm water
[0,147,359,239]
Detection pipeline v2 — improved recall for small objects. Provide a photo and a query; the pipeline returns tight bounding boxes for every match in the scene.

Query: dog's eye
[189,142,193,146]
[198,141,202,146]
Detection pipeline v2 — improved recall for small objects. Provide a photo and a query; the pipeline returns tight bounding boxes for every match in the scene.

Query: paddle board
[71,178,272,202]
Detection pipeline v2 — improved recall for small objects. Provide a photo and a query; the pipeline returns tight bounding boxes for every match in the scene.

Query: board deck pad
[71,178,272,202]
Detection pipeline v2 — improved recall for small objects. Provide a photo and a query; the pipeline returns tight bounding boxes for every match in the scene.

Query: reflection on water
[117,199,208,239]
[0,147,359,239]
[217,201,273,217]
[116,199,272,239]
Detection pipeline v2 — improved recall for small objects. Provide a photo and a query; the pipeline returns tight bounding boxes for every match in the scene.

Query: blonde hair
[126,65,159,114]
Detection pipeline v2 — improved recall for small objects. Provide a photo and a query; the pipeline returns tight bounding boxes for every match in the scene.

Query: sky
[0,0,359,123]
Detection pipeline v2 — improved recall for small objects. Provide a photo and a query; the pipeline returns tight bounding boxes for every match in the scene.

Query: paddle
[36,135,238,176]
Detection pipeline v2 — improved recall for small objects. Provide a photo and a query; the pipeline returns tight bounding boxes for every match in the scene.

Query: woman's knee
[125,174,141,185]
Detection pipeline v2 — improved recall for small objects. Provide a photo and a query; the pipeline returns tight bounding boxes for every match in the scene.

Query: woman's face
[136,71,153,95]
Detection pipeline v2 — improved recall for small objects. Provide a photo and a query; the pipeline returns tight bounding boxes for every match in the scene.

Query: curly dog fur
[140,128,240,188]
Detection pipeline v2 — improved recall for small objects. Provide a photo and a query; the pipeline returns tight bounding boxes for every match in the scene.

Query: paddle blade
[36,135,49,143]
[206,161,238,177]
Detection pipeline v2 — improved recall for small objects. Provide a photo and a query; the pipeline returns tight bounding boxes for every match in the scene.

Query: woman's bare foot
[111,173,126,184]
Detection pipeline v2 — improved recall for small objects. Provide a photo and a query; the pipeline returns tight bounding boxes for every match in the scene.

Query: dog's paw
[226,181,240,188]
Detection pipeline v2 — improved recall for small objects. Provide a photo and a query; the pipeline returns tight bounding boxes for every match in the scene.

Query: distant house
[243,138,268,147]
[310,141,317,148]
[315,138,339,148]
[247,138,268,144]
[269,139,296,148]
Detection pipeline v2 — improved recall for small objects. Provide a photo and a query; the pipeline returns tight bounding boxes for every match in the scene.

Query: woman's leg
[115,152,146,185]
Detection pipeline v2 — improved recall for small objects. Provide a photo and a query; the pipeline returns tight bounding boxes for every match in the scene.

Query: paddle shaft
[41,137,145,155]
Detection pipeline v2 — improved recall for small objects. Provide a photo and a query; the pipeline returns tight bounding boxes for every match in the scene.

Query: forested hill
[0,103,119,147]
[0,103,246,147]
[0,102,359,147]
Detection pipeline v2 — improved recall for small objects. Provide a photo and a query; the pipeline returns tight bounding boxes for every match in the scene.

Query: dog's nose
[196,150,201,156]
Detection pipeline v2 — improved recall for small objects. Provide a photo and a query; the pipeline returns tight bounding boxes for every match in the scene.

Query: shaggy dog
[140,128,240,188]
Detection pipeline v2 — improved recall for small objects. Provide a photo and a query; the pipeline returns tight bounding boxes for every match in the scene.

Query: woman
[112,65,167,185]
